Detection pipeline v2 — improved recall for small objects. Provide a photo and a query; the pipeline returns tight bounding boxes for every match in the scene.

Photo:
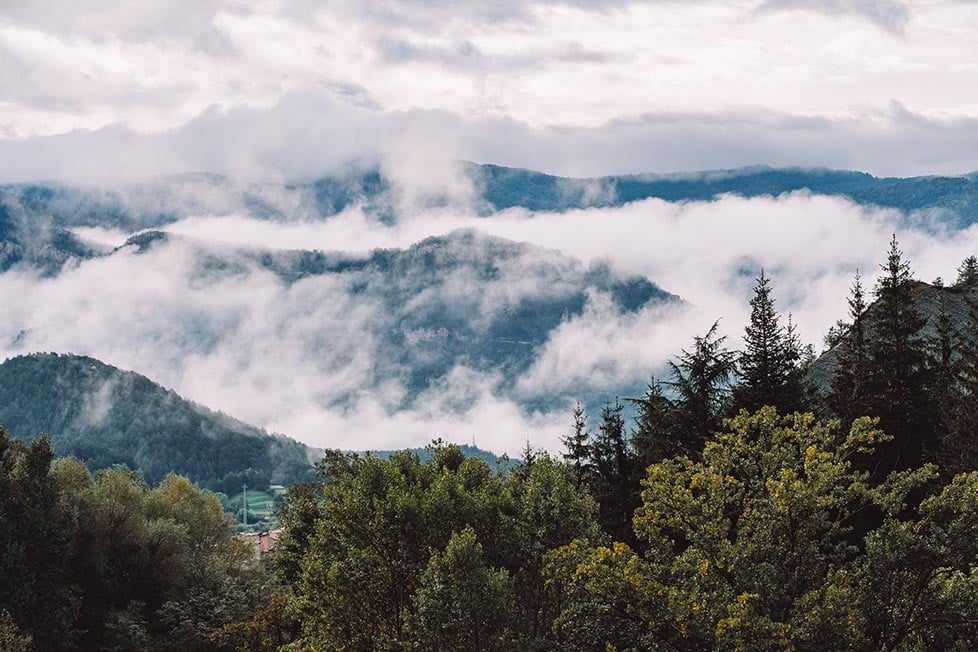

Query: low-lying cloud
[4,184,978,455]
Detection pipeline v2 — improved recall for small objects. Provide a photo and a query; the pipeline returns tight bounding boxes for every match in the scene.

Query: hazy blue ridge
[4,163,978,236]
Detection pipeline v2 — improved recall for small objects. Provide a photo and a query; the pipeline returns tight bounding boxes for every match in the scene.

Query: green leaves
[549,408,978,650]
[281,444,598,650]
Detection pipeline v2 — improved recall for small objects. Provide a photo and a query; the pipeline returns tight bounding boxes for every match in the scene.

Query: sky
[4,0,978,454]
[3,0,978,180]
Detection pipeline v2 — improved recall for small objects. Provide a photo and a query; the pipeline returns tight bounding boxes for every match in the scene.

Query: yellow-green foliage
[547,408,978,651]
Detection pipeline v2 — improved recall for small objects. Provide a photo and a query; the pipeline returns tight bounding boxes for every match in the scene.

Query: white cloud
[6,187,976,456]
[3,0,978,177]
[5,91,978,186]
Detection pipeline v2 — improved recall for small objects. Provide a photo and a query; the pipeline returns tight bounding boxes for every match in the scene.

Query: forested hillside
[0,353,314,491]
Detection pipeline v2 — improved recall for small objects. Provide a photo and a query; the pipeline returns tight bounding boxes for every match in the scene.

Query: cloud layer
[4,92,978,186]
[4,184,978,455]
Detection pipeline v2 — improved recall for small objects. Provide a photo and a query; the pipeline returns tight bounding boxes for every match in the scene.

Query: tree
[828,271,870,425]
[283,443,598,650]
[928,290,961,468]
[590,400,636,544]
[0,429,78,651]
[733,270,805,414]
[1,429,263,650]
[955,255,978,288]
[665,321,737,456]
[414,528,517,652]
[628,376,677,470]
[862,235,935,467]
[548,408,978,650]
[944,297,978,474]
[507,453,600,645]
[561,401,592,487]
[0,611,31,652]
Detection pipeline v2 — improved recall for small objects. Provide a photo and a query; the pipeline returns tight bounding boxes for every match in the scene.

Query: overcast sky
[4,0,978,180]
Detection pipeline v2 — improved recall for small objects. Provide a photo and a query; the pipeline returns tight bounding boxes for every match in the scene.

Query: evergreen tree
[945,296,978,473]
[863,236,935,467]
[513,438,538,482]
[665,321,736,456]
[828,271,869,424]
[732,271,805,414]
[561,401,592,486]
[628,377,676,469]
[929,291,958,399]
[955,255,978,287]
[590,400,635,544]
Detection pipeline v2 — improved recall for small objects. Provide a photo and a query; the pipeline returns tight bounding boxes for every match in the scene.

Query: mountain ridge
[4,162,978,236]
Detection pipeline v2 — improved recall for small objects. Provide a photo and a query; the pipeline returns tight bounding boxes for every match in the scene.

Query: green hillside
[0,352,315,490]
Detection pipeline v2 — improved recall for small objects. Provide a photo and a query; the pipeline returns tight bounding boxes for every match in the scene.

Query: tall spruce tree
[828,271,869,424]
[628,377,676,469]
[732,270,805,414]
[928,291,958,401]
[561,401,592,486]
[863,235,934,467]
[590,400,636,544]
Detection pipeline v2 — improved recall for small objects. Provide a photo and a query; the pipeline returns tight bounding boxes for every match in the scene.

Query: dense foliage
[0,427,279,651]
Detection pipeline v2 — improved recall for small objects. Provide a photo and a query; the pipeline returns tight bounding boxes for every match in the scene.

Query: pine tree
[561,401,592,486]
[929,291,957,397]
[665,321,736,456]
[590,400,635,544]
[945,296,978,473]
[514,438,538,482]
[732,271,805,414]
[628,377,676,469]
[955,255,978,288]
[828,271,869,424]
[863,235,934,467]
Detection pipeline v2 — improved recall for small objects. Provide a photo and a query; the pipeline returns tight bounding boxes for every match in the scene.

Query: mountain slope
[0,353,316,490]
[118,229,681,407]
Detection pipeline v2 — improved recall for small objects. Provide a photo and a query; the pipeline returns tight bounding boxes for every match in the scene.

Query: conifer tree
[955,255,978,287]
[863,235,934,467]
[590,400,635,544]
[732,271,805,414]
[945,296,978,473]
[828,272,869,424]
[929,291,957,398]
[561,402,592,486]
[628,377,675,469]
[665,321,736,456]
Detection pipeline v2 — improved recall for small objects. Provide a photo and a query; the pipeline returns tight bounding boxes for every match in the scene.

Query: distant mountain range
[3,161,978,488]
[4,162,978,241]
[473,164,978,222]
[2,225,677,407]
